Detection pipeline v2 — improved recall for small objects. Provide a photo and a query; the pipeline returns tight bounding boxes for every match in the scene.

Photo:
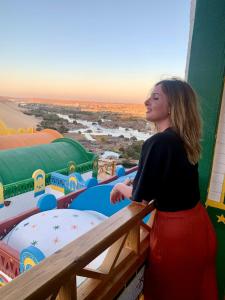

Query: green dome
[0,138,96,185]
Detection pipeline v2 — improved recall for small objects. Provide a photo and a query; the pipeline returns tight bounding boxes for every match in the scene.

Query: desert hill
[0,98,38,129]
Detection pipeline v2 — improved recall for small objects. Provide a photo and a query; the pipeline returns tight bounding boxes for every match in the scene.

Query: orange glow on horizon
[0,72,156,103]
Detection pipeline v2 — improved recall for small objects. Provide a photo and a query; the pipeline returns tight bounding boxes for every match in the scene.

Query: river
[57,113,152,141]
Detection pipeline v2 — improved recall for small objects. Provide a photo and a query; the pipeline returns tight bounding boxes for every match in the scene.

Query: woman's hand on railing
[110,183,132,204]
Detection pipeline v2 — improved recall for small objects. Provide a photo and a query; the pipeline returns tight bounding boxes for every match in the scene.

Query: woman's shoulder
[143,128,181,148]
[141,128,184,159]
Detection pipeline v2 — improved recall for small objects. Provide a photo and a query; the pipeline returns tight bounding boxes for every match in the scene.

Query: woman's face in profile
[145,84,170,124]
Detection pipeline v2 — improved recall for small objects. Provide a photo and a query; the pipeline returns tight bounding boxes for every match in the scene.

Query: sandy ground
[0,99,39,129]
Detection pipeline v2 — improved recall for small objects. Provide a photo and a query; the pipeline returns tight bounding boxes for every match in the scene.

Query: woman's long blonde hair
[156,78,201,165]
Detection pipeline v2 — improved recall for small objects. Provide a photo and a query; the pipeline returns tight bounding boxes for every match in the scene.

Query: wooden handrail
[0,201,153,300]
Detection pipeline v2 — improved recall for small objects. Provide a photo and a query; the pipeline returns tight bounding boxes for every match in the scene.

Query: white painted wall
[207,81,225,203]
[185,0,197,79]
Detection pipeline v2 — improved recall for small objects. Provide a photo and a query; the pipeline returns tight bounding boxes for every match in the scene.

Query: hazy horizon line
[0,94,145,105]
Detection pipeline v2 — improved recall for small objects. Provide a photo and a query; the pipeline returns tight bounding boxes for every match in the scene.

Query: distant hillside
[0,98,39,129]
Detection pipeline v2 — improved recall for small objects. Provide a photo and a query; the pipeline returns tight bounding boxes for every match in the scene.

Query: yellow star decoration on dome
[217,214,225,224]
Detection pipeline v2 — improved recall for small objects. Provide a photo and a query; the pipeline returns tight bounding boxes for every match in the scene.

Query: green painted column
[187,1,225,299]
[187,0,225,201]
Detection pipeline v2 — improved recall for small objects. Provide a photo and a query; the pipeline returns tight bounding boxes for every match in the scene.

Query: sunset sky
[0,0,190,103]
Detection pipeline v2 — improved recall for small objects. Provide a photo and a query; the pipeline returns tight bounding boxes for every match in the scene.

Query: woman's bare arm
[110,183,132,204]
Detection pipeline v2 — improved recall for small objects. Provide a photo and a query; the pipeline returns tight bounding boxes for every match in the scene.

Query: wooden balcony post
[100,233,128,273]
[125,222,140,254]
[57,275,77,300]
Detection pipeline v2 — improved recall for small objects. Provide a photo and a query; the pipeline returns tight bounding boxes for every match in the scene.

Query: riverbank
[20,102,154,161]
[4,101,154,163]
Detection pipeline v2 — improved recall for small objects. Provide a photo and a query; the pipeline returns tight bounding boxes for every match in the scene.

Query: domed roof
[0,138,96,185]
[0,129,62,150]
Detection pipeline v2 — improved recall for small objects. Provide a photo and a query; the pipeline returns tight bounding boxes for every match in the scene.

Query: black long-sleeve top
[132,128,200,211]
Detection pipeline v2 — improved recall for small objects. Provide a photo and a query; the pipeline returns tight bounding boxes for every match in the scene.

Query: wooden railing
[98,159,116,179]
[0,201,154,300]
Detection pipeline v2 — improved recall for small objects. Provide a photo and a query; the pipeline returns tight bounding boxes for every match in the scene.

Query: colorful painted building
[0,129,62,150]
[0,138,98,199]
[0,120,34,135]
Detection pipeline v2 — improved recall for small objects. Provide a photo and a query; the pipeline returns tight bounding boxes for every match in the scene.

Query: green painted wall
[187,0,225,201]
[208,207,225,299]
[187,1,225,299]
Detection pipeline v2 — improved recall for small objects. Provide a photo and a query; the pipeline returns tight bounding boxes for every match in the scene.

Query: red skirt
[144,202,218,300]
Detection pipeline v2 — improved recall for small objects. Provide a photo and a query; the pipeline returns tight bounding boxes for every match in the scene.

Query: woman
[110,79,218,300]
